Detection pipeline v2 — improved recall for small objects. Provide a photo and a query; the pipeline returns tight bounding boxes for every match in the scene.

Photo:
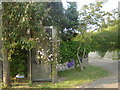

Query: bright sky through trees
[62,0,119,12]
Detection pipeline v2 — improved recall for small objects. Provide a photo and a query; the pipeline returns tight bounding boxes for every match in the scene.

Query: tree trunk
[27,49,32,83]
[27,28,32,83]
[82,47,86,58]
[77,46,84,70]
[3,49,11,87]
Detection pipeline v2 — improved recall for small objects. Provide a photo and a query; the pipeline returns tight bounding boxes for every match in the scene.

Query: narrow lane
[76,53,118,88]
[83,59,118,88]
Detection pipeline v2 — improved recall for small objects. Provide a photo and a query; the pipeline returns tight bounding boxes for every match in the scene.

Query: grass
[10,65,108,88]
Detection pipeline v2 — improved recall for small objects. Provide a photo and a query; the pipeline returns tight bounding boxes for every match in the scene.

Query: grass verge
[9,65,108,88]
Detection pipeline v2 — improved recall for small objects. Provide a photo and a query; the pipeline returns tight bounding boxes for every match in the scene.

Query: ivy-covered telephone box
[31,26,58,82]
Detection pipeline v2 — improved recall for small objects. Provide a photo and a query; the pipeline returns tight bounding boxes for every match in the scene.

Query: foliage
[2,2,47,50]
[61,2,79,41]
[91,25,118,57]
[59,2,80,64]
[74,2,119,59]
[2,2,64,85]
[60,2,106,64]
[59,41,79,64]
[2,2,49,77]
[43,2,65,28]
[10,48,27,77]
[70,2,107,66]
[43,2,78,42]
[79,2,106,31]
[105,9,118,27]
[2,2,62,82]
[65,2,79,30]
[72,32,93,54]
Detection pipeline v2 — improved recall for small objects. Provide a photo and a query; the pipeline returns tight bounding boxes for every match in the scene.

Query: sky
[62,0,120,12]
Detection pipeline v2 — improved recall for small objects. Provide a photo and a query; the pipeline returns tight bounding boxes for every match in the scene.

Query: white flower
[37,50,40,53]
[40,52,42,55]
[49,37,52,40]
[37,56,40,59]
[49,54,53,58]
[41,56,43,58]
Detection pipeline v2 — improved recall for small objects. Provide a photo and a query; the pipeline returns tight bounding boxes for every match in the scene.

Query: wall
[88,51,119,60]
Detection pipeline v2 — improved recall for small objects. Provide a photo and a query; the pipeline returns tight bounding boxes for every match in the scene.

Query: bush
[10,47,27,77]
[59,41,79,64]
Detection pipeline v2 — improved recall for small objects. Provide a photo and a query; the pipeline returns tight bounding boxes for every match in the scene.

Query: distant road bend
[76,52,118,88]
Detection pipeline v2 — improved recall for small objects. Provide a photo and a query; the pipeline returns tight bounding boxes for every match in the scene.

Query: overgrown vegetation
[1,1,119,87]
[59,2,119,72]
[2,2,62,86]
[10,48,27,77]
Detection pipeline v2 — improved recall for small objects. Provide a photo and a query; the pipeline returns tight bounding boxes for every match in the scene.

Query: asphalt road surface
[76,53,119,88]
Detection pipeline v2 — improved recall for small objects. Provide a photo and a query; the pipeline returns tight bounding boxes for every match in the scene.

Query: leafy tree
[79,2,107,32]
[77,2,119,59]
[43,2,79,41]
[73,1,118,70]
[43,2,65,27]
[61,2,79,41]
[91,25,119,57]
[2,2,48,86]
[65,2,79,29]
[102,8,118,29]
[59,2,106,70]
[72,2,106,70]
[2,2,64,85]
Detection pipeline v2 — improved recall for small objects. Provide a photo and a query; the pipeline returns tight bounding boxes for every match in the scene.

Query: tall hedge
[59,41,79,64]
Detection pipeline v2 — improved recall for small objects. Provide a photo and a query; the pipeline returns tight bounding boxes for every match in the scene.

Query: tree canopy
[91,25,118,57]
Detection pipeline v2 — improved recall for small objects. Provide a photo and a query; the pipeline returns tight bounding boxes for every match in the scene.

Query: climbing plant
[2,2,49,86]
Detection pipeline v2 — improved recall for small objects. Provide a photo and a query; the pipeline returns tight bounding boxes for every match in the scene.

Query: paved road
[76,56,119,88]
